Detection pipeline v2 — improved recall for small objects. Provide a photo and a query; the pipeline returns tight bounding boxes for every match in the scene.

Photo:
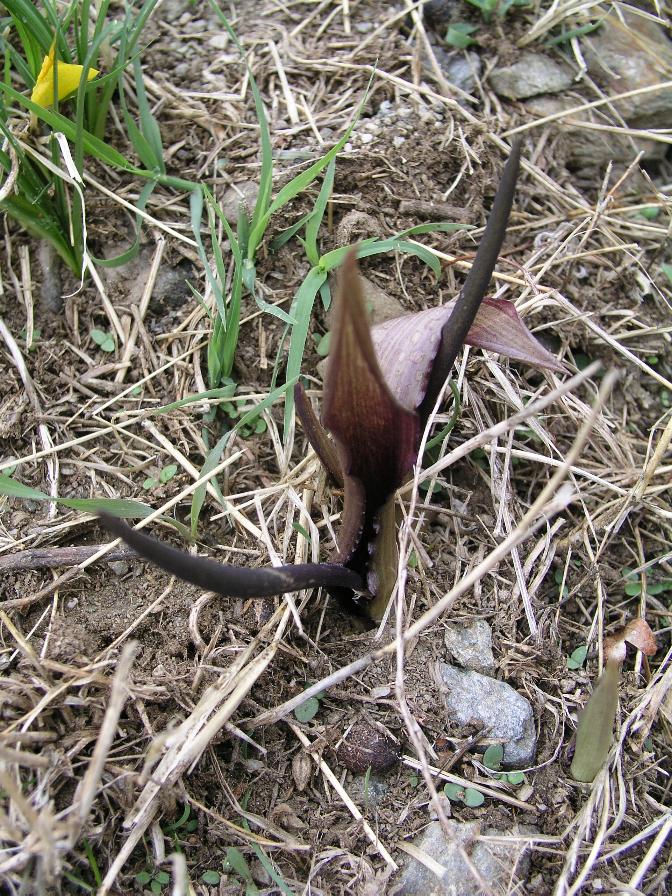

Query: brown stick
[0,545,139,573]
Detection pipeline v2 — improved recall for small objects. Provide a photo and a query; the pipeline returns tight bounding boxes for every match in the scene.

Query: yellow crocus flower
[30,43,99,108]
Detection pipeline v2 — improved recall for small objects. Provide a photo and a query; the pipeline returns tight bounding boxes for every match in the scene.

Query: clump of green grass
[0,0,193,276]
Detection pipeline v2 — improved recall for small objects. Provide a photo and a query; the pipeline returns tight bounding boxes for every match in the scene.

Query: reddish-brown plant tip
[322,250,419,605]
[570,617,656,783]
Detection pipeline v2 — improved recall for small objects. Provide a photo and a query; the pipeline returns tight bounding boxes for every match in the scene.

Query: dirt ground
[1,1,671,894]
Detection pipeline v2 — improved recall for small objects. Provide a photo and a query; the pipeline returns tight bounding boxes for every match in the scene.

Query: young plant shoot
[100,141,564,621]
[570,618,656,783]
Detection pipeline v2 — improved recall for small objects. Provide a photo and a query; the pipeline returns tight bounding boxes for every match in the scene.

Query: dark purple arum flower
[100,141,565,621]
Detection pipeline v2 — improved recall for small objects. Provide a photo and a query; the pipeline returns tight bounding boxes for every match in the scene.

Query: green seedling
[482,744,526,784]
[545,19,603,47]
[445,23,479,48]
[291,522,311,543]
[221,847,259,896]
[163,803,198,848]
[661,263,672,285]
[464,0,530,24]
[483,744,504,770]
[90,328,115,353]
[567,645,588,670]
[142,464,178,491]
[444,782,485,807]
[554,566,570,599]
[570,618,656,782]
[221,399,268,439]
[202,869,221,885]
[315,331,331,357]
[638,207,660,221]
[135,868,170,894]
[294,688,325,723]
[98,142,566,623]
[621,567,672,598]
[502,771,525,785]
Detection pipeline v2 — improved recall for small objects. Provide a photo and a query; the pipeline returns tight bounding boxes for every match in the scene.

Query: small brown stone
[336,721,401,774]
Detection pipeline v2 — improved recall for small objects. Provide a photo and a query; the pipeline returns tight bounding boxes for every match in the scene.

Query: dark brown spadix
[98,512,362,597]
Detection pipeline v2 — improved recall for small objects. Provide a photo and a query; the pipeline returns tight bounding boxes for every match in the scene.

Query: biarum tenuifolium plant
[99,141,565,621]
[570,618,656,783]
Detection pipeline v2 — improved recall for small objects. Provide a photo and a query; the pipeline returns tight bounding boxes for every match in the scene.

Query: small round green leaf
[294,697,320,723]
[483,744,504,770]
[202,870,221,885]
[159,464,178,483]
[443,782,464,801]
[506,771,525,785]
[567,645,588,670]
[463,788,485,807]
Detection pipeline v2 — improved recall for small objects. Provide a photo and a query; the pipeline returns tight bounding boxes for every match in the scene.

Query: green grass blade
[190,189,228,328]
[0,473,153,518]
[393,221,471,238]
[56,497,153,517]
[304,157,335,266]
[190,429,229,536]
[0,473,50,501]
[3,0,53,62]
[283,267,328,438]
[247,89,368,256]
[148,385,237,415]
[190,378,299,534]
[320,238,441,276]
[205,0,273,261]
[269,212,312,252]
[132,56,165,173]
[89,180,157,268]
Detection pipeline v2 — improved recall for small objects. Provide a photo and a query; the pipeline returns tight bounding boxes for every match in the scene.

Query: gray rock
[525,95,666,166]
[444,619,495,676]
[434,662,536,767]
[582,9,672,125]
[391,821,535,896]
[490,52,573,99]
[360,274,405,325]
[434,47,482,96]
